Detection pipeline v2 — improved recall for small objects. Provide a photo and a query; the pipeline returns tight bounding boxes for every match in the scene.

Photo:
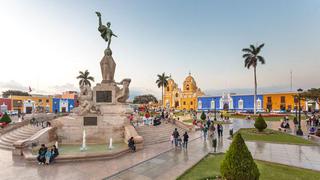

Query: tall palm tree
[77,70,95,87]
[156,72,169,108]
[242,43,266,114]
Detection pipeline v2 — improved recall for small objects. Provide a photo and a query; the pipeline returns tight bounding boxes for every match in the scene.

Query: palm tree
[77,70,95,87]
[242,43,266,114]
[156,73,169,108]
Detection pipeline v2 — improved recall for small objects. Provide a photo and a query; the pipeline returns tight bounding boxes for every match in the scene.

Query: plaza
[1,1,320,180]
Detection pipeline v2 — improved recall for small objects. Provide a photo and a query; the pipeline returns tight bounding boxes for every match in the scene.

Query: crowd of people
[37,144,59,165]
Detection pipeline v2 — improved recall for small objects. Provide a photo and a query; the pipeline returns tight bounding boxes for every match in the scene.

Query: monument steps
[136,123,186,146]
[0,125,42,150]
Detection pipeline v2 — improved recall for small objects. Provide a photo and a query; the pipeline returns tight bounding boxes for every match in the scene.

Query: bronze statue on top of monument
[95,11,118,54]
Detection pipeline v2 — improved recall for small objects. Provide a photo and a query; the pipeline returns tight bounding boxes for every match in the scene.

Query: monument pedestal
[56,110,131,144]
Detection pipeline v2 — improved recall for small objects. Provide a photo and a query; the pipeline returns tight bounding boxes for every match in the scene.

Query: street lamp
[296,88,303,136]
[214,98,217,121]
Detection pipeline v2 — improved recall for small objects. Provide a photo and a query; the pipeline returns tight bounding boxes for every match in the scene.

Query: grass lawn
[177,154,320,180]
[238,128,317,145]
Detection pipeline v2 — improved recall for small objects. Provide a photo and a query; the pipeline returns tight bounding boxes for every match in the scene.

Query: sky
[0,0,319,98]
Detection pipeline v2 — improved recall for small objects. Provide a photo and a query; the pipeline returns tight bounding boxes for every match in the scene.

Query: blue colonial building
[198,93,263,112]
[52,98,75,113]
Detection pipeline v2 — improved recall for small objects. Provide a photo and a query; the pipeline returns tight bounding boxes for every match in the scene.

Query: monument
[56,12,133,145]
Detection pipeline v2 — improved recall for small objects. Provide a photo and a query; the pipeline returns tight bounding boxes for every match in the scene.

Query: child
[45,148,52,165]
[177,135,182,147]
[170,134,174,145]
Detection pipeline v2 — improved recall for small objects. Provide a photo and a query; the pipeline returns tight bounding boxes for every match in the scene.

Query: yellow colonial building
[10,95,53,114]
[163,73,204,110]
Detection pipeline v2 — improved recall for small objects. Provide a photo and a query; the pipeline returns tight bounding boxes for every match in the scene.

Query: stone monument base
[55,111,130,144]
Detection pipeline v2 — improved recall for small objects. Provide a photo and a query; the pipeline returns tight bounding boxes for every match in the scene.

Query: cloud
[0,80,78,96]
[49,83,78,94]
[0,80,28,92]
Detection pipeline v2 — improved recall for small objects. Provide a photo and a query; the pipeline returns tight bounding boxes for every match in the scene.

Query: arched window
[211,100,215,109]
[186,84,190,91]
[257,98,262,109]
[198,100,202,109]
[175,93,179,97]
[238,99,244,110]
[167,87,170,91]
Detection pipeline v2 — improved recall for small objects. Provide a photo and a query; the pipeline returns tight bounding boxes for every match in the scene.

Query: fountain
[80,129,87,151]
[108,137,113,150]
[55,141,59,148]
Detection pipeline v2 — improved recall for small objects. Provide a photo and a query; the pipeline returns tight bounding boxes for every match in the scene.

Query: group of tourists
[30,117,51,128]
[171,128,189,149]
[37,144,59,165]
[306,114,320,135]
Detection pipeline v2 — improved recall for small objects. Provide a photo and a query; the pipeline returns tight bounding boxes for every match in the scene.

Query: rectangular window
[267,97,272,103]
[46,99,49,103]
[39,99,42,102]
[281,96,285,103]
[183,101,186,105]
[190,101,193,105]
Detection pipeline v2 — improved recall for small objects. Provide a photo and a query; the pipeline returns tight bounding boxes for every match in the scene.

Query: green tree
[242,43,266,114]
[155,73,169,108]
[254,114,267,132]
[2,90,30,98]
[200,111,206,121]
[77,70,95,87]
[0,112,12,124]
[300,88,320,107]
[133,94,158,104]
[221,133,260,180]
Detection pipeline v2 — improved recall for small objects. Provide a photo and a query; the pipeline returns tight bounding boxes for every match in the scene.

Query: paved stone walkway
[0,119,319,180]
[107,122,320,180]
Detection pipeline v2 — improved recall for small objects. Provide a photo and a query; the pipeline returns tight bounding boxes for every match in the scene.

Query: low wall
[12,127,57,156]
[0,113,58,135]
[175,120,193,132]
[124,125,143,150]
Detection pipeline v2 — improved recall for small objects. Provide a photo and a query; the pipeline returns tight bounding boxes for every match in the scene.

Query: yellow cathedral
[163,73,205,110]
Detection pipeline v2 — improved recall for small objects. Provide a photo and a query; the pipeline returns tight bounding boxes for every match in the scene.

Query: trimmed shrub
[221,133,260,180]
[254,114,267,132]
[200,111,206,121]
[0,112,12,124]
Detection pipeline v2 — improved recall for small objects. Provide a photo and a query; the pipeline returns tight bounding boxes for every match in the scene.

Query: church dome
[183,73,197,92]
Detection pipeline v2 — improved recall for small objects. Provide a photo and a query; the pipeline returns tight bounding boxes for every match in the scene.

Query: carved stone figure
[116,79,131,103]
[78,83,99,115]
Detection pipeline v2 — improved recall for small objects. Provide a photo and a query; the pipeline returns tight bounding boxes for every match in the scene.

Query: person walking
[229,123,233,138]
[172,128,180,147]
[217,124,223,138]
[212,136,217,152]
[183,131,189,149]
[203,125,208,141]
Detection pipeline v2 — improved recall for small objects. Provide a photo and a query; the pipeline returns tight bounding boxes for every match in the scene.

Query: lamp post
[296,88,303,136]
[214,98,217,121]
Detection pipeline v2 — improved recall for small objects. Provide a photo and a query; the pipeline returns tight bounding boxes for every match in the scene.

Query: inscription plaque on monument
[83,117,97,126]
[96,91,112,103]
